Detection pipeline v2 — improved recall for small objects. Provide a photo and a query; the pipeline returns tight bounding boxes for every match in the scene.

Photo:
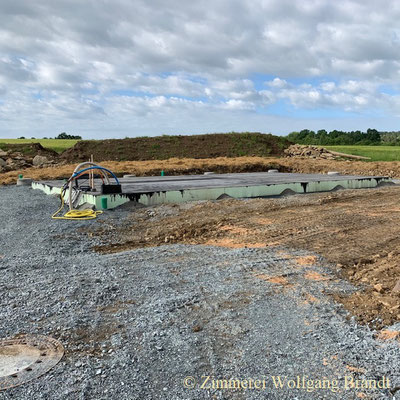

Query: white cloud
[1,0,400,137]
[267,78,288,89]
[320,82,336,92]
[220,99,255,111]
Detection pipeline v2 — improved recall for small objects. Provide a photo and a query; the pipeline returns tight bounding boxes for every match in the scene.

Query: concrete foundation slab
[32,172,391,210]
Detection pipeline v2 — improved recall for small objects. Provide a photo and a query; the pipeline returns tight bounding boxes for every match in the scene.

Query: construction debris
[0,151,57,173]
[284,144,370,160]
[0,143,59,173]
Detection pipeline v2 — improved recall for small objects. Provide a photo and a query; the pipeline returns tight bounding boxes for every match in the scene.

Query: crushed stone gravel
[0,186,399,399]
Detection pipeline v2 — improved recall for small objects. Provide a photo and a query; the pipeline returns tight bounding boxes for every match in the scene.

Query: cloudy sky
[1,0,400,139]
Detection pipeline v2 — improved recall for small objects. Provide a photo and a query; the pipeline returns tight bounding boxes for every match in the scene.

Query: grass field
[325,145,400,162]
[0,138,78,153]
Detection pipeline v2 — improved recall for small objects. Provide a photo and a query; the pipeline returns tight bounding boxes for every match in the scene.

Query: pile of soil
[0,142,59,158]
[93,185,400,329]
[60,132,291,163]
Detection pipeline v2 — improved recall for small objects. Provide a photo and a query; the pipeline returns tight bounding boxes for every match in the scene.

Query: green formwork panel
[32,175,391,210]
[125,178,385,206]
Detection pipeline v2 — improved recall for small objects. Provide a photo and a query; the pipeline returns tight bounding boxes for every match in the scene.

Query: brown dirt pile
[60,132,291,163]
[93,186,400,328]
[0,142,58,158]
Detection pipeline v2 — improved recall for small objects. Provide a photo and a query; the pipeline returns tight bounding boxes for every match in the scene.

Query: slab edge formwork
[32,174,392,210]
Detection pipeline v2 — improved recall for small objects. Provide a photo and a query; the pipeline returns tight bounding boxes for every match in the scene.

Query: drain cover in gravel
[0,335,64,390]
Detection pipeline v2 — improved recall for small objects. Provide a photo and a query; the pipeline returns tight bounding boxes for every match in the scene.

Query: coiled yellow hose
[52,192,103,220]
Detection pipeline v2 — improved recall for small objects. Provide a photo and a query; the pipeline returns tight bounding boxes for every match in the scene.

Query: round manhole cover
[0,335,64,390]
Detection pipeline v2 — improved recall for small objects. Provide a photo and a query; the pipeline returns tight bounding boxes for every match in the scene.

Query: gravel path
[0,186,399,399]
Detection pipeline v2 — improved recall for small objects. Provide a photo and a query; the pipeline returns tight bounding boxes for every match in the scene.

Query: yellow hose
[52,193,103,220]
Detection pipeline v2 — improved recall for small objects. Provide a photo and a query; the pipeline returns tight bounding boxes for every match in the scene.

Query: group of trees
[55,132,82,140]
[18,132,82,140]
[286,129,399,145]
[379,131,400,145]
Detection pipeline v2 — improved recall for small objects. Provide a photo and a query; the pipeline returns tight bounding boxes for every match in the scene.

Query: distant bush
[56,132,82,140]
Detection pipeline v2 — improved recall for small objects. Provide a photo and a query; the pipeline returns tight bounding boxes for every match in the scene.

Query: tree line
[286,129,400,145]
[18,132,82,140]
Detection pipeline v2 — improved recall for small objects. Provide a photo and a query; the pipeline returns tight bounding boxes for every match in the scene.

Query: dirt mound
[0,142,59,158]
[60,132,291,163]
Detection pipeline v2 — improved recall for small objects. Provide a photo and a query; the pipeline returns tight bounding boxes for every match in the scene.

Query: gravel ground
[1,186,400,399]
